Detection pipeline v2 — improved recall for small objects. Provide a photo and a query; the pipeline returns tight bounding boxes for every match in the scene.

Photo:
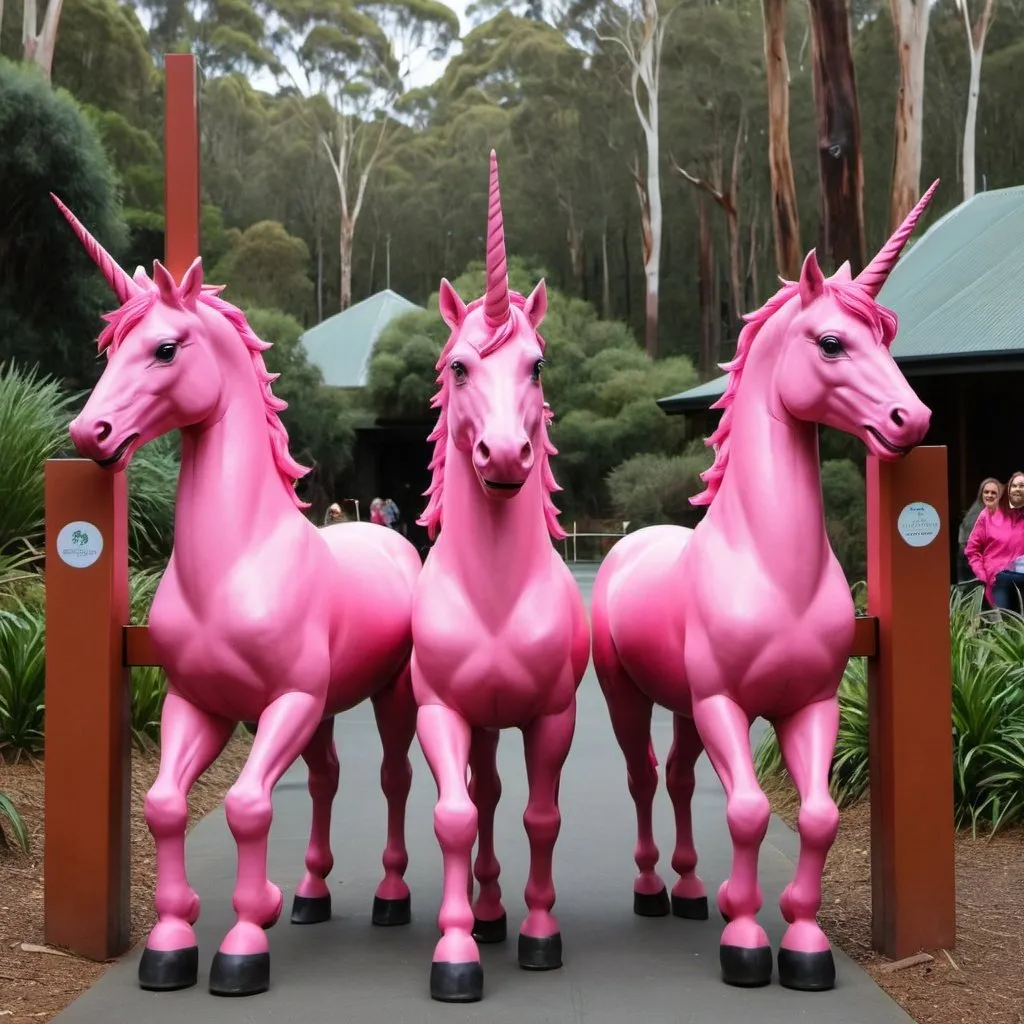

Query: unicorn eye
[531,359,545,383]
[450,360,467,383]
[817,335,844,359]
[154,341,178,363]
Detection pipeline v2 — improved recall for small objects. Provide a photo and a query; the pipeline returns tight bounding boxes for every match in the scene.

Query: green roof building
[300,289,424,389]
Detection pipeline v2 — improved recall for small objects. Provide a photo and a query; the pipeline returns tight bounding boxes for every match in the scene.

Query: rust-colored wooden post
[866,445,956,959]
[44,460,131,960]
[164,53,200,277]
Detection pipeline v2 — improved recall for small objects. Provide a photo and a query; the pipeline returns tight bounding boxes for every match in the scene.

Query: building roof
[659,185,1024,413]
[301,289,424,388]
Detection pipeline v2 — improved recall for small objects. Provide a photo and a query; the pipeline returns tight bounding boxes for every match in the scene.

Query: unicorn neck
[434,439,552,617]
[707,368,832,586]
[172,379,297,578]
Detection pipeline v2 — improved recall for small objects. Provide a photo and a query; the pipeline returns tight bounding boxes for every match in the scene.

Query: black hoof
[672,894,709,920]
[209,952,270,997]
[633,887,670,917]
[721,944,773,987]
[138,946,198,991]
[778,947,836,991]
[518,932,563,971]
[291,893,331,925]
[473,913,507,943]
[372,894,411,927]
[430,961,483,1003]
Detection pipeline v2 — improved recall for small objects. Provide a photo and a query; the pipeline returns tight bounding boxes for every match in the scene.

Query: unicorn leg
[666,713,709,920]
[138,692,234,991]
[370,667,417,926]
[417,703,481,1003]
[774,695,841,991]
[469,727,506,943]
[691,693,773,987]
[210,691,324,997]
[518,700,576,971]
[592,640,667,916]
[290,717,339,925]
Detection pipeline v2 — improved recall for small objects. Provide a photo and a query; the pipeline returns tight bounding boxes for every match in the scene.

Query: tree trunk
[761,0,802,280]
[316,214,323,322]
[697,197,718,375]
[888,0,931,231]
[339,214,354,312]
[807,0,867,273]
[22,0,64,80]
[959,0,995,201]
[748,214,760,308]
[601,224,612,320]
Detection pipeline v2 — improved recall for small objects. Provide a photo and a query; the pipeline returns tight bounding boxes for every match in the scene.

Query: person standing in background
[957,478,1002,584]
[965,471,1024,614]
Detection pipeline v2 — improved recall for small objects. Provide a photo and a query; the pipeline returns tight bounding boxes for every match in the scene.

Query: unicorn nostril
[520,441,532,463]
[477,441,490,462]
[96,421,112,442]
[890,407,907,429]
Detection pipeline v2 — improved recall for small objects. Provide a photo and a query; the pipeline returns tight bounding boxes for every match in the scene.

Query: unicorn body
[591,184,939,993]
[53,197,421,999]
[411,153,590,1004]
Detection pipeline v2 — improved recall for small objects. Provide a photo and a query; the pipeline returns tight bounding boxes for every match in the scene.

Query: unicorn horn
[857,179,939,298]
[50,193,140,305]
[483,150,510,327]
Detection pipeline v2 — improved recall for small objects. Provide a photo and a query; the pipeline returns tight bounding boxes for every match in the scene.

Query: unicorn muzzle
[69,414,139,470]
[474,436,533,494]
[865,398,931,458]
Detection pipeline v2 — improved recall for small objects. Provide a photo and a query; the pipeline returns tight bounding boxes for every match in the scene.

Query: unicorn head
[417,151,564,540]
[693,182,939,507]
[52,194,308,504]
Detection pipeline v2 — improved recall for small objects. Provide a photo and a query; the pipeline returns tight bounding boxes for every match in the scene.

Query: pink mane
[97,284,311,510]
[418,294,566,542]
[690,277,898,508]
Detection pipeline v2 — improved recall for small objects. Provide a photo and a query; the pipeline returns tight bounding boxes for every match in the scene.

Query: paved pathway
[55,564,911,1023]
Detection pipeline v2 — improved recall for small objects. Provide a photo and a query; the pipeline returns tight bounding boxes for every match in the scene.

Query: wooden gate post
[44,461,131,960]
[866,445,956,959]
[163,53,200,279]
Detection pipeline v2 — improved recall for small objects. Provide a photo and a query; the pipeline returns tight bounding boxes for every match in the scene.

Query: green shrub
[126,434,179,568]
[754,586,1024,834]
[0,602,46,761]
[0,790,28,854]
[605,444,714,531]
[0,363,76,555]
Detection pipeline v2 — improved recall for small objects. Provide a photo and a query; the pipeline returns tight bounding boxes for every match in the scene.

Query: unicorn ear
[438,278,467,330]
[798,249,825,307]
[523,279,548,328]
[832,260,852,282]
[152,260,179,305]
[178,257,204,308]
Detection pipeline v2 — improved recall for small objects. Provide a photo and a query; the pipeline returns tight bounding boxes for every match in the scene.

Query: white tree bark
[322,116,388,312]
[888,0,932,231]
[956,0,996,201]
[22,0,65,80]
[601,0,672,358]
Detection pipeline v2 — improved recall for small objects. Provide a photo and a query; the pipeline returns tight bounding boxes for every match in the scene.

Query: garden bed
[764,778,1024,1024]
[0,734,252,1022]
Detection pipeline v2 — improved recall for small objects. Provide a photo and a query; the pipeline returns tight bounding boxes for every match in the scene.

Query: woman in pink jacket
[966,470,1024,612]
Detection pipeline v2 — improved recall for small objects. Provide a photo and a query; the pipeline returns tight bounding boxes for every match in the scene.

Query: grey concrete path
[55,564,911,1023]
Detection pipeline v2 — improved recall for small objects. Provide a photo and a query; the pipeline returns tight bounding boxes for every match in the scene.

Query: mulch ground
[763,778,1024,1024]
[0,734,252,1022]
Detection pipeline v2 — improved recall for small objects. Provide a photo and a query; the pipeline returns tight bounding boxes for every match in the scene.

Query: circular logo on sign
[897,502,941,548]
[56,520,104,568]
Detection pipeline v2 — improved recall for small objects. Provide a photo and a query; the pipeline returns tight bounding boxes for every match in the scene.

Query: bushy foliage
[0,363,76,578]
[821,458,867,583]
[0,58,129,390]
[367,256,700,516]
[754,587,1024,834]
[606,443,714,530]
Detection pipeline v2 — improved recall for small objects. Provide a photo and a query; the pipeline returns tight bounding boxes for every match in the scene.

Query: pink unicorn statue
[53,196,422,998]
[591,183,939,992]
[410,152,590,1003]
